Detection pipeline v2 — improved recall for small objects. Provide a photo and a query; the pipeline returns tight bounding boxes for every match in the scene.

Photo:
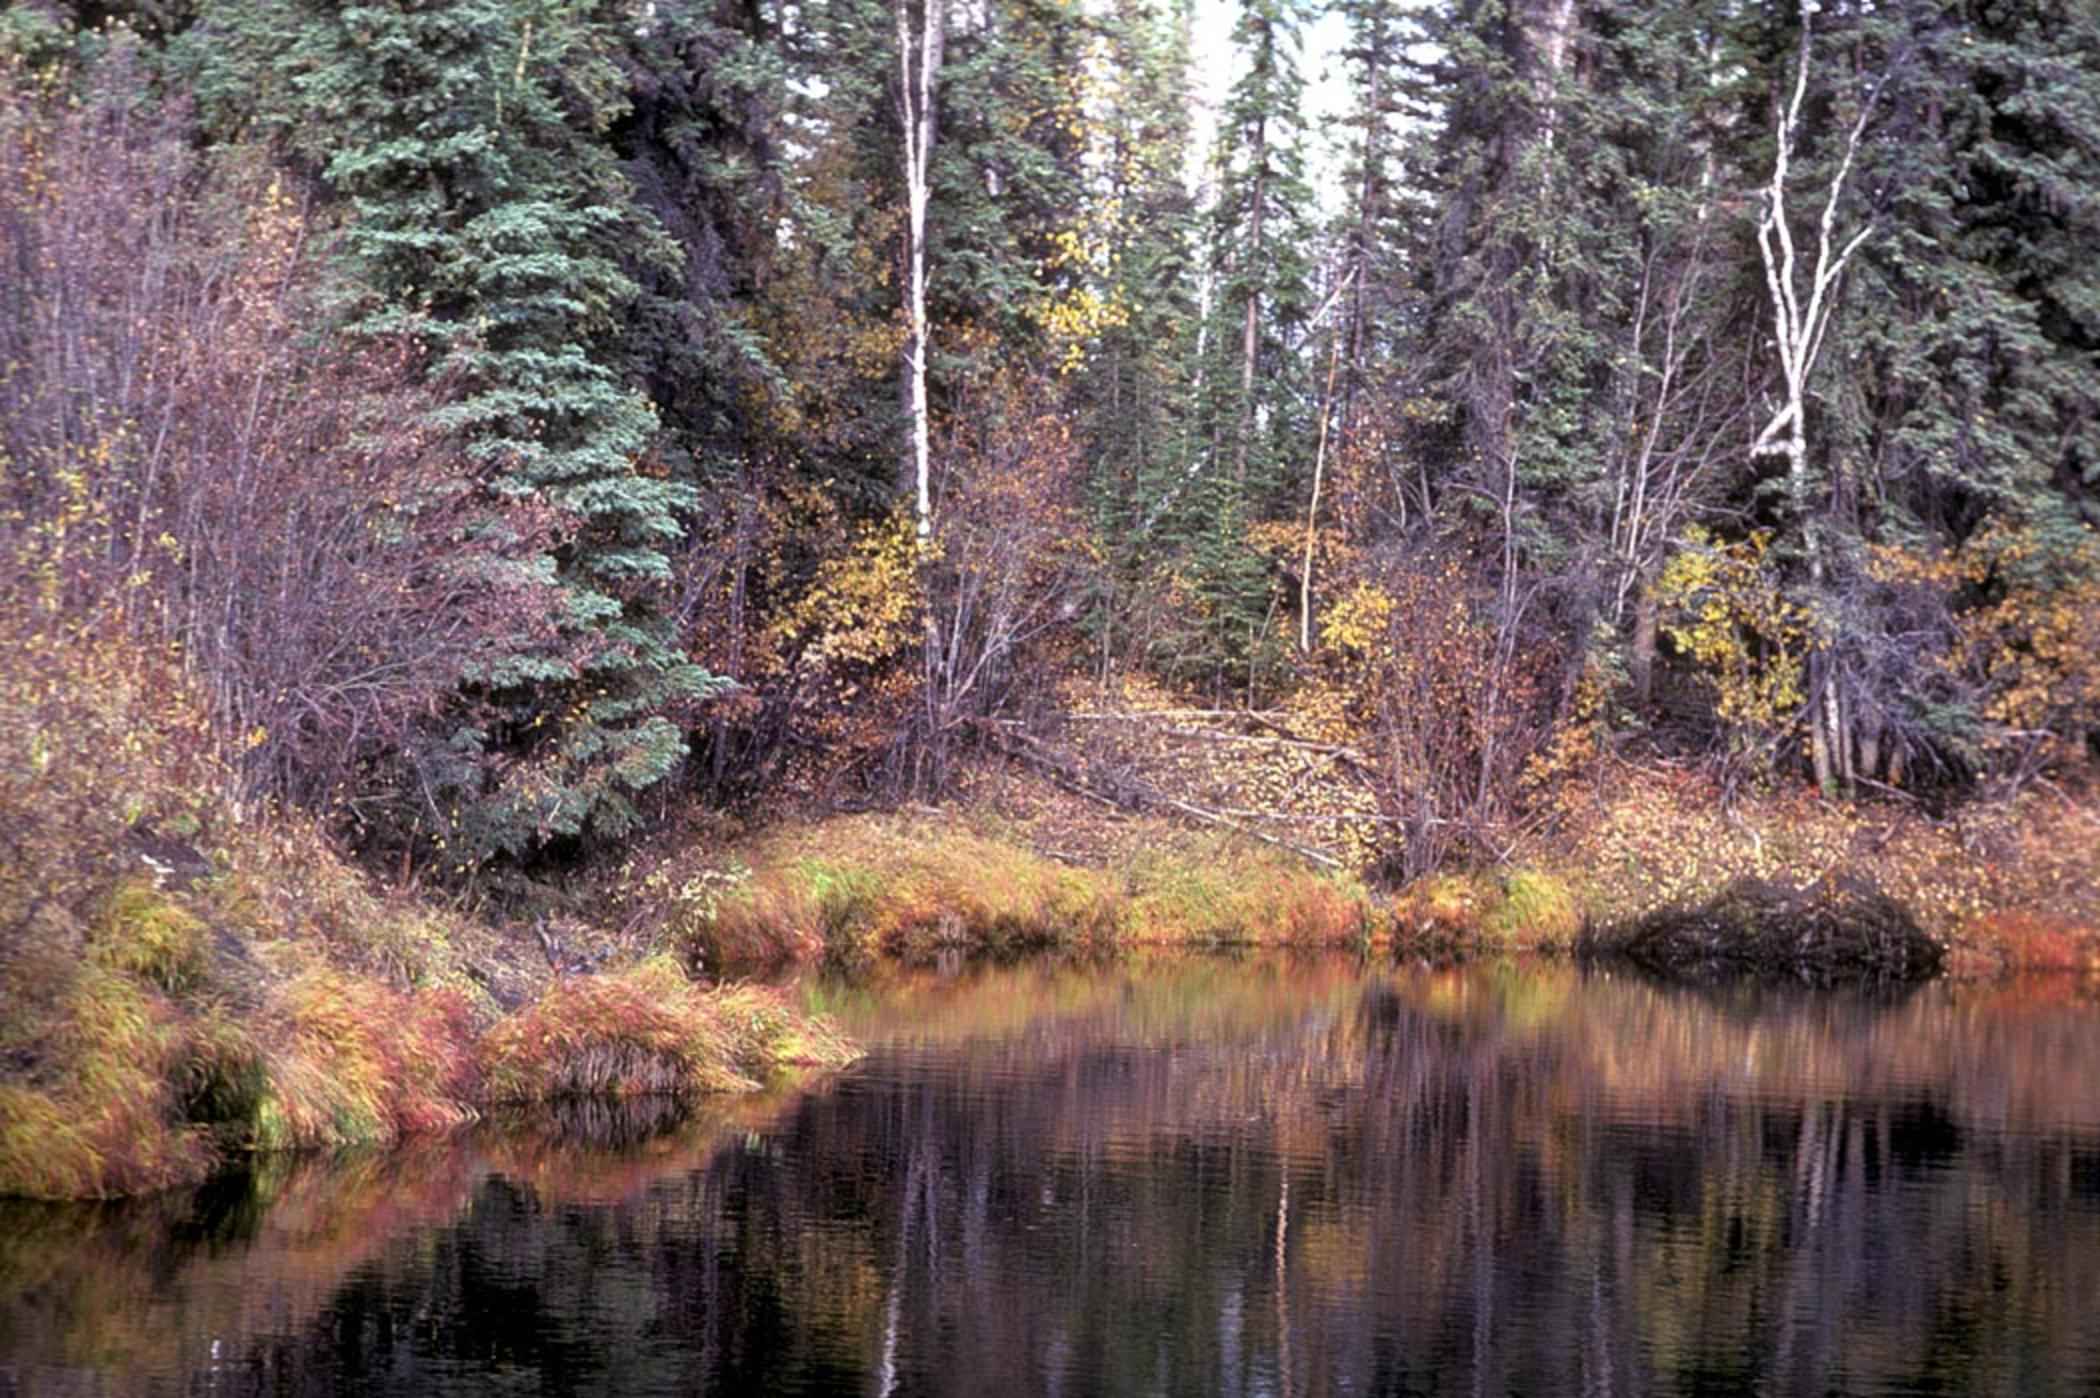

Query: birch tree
[1749,9,1891,793]
[897,0,945,541]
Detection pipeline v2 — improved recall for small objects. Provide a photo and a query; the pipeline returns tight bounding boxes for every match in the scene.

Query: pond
[4,954,2099,1397]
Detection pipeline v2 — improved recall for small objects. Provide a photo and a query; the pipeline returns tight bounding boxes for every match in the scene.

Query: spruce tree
[210,0,720,857]
[1753,0,2100,787]
[1075,0,1204,681]
[1167,0,1318,695]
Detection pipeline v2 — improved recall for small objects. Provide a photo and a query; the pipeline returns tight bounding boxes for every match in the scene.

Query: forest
[4,0,2098,877]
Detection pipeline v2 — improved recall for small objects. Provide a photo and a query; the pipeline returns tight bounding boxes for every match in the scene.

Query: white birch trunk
[897,0,944,543]
[1751,14,1883,795]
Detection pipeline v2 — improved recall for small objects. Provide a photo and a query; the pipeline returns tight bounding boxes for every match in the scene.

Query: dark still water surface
[4,957,2100,1398]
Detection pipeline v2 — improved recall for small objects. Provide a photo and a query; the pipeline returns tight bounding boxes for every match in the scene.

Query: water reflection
[3,957,2099,1396]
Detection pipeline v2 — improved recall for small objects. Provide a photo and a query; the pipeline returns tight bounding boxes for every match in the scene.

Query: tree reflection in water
[3,957,2098,1396]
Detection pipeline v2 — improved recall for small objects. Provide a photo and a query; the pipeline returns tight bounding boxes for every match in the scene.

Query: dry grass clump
[1382,867,1586,956]
[709,983,861,1071]
[1390,871,1495,948]
[93,879,210,993]
[693,862,831,967]
[656,815,1120,967]
[1485,869,1583,947]
[1120,841,1369,946]
[858,832,1119,958]
[0,618,487,1191]
[252,970,479,1150]
[0,967,221,1198]
[478,957,857,1103]
[653,814,1373,963]
[0,856,273,1197]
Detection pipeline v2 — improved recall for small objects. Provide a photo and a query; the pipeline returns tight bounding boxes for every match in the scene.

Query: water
[4,955,2099,1397]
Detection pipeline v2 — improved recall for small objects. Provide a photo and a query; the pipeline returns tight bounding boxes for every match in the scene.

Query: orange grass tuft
[1959,911,2100,974]
[656,815,1370,965]
[478,957,857,1103]
[254,971,479,1150]
[1389,871,1495,949]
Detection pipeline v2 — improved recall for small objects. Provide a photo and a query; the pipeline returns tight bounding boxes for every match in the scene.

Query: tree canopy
[5,0,2097,880]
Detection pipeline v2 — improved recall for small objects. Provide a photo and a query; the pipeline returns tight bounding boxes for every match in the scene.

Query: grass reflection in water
[3,956,2098,1397]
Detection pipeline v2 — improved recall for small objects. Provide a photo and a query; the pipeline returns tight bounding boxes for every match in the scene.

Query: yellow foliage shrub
[1946,522,2100,763]
[1656,527,1818,740]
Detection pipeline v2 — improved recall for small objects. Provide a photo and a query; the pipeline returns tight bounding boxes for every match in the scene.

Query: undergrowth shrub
[1315,548,1568,881]
[0,38,567,870]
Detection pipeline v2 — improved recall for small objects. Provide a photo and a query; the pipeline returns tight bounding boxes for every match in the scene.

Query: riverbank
[604,807,1376,972]
[602,754,2100,978]
[0,628,857,1201]
[7,620,2095,1202]
[0,812,859,1198]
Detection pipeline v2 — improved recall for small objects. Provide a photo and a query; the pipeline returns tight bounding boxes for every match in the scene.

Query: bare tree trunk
[1750,13,1884,795]
[1300,300,1347,653]
[1342,45,1378,437]
[1521,0,1578,151]
[1631,565,1659,706]
[897,0,947,796]
[897,0,944,543]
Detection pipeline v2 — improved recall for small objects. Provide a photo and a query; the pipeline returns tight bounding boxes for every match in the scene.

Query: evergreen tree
[196,0,720,857]
[1206,0,1318,499]
[1074,0,1204,682]
[612,0,789,491]
[1166,0,1319,694]
[1748,0,2100,788]
[1331,0,1415,433]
